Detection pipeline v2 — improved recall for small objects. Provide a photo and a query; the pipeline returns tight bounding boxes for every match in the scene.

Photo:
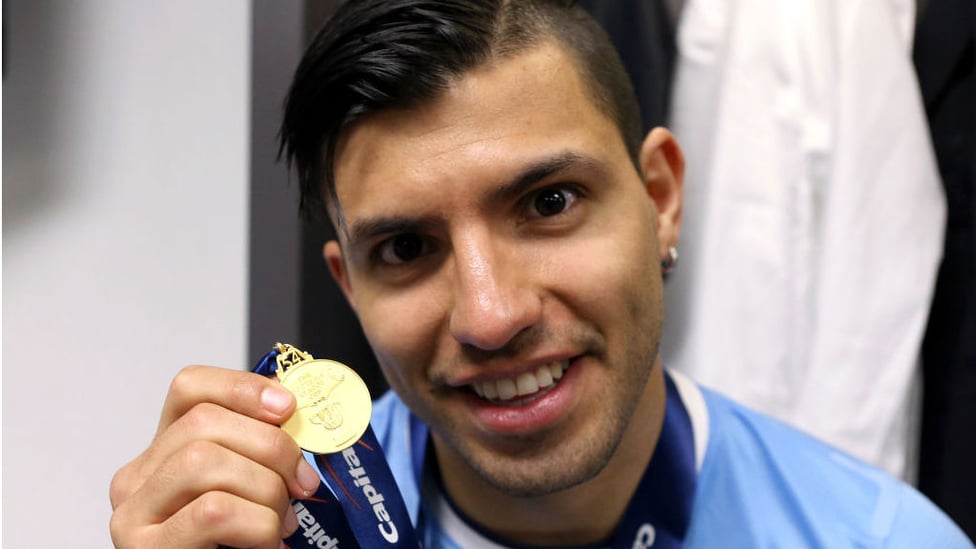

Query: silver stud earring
[661,246,678,276]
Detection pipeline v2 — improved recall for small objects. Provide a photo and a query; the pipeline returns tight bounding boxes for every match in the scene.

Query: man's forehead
[328,42,625,232]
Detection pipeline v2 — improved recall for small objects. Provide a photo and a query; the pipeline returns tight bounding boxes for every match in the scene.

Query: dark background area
[249,0,385,394]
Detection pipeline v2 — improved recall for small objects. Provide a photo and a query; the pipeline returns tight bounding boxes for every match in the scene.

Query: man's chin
[455,432,620,499]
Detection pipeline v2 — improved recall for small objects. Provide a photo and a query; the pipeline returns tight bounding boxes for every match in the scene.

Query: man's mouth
[469,360,569,403]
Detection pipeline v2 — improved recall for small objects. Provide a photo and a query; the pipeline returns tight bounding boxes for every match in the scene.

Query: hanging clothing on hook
[663,0,944,480]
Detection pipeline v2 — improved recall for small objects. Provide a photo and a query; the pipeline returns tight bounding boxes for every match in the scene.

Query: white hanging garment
[663,0,944,479]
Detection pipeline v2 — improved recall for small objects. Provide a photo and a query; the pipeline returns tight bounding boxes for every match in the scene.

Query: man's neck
[434,365,667,546]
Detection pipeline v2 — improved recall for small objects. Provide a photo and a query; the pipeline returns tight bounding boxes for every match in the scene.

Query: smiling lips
[470,361,570,403]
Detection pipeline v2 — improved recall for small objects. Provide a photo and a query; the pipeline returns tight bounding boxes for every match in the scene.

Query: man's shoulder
[367,390,424,523]
[372,390,409,428]
[689,386,971,547]
[370,389,415,460]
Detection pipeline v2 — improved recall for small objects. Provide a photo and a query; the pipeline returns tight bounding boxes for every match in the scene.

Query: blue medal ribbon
[254,348,420,548]
[288,479,358,548]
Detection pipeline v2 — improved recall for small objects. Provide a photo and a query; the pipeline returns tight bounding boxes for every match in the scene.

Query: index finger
[158,365,295,434]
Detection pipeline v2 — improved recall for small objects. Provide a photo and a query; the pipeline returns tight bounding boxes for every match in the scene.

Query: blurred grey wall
[3,1,251,545]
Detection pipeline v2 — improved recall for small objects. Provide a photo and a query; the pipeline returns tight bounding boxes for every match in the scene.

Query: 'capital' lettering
[379,520,399,543]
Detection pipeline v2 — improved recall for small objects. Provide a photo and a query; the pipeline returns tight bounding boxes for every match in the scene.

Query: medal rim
[279,358,373,454]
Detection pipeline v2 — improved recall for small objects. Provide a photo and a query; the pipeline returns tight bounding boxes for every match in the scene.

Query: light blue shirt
[368,371,972,548]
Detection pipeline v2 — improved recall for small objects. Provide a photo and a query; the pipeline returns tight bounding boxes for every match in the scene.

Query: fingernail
[261,387,292,415]
[296,458,321,495]
[284,506,299,536]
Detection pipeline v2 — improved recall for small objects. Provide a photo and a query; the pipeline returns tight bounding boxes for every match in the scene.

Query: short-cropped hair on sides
[278,0,643,221]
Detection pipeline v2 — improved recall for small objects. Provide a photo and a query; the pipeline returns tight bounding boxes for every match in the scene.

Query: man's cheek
[558,244,640,298]
[359,299,439,362]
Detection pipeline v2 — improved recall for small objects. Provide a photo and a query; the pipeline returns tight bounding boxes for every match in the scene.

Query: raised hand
[109,365,323,548]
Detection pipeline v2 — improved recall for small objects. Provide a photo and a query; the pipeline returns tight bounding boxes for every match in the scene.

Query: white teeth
[482,381,498,399]
[471,361,569,402]
[516,372,539,396]
[536,364,553,387]
[496,379,518,400]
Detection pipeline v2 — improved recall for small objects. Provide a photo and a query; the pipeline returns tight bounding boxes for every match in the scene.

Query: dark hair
[279,0,642,219]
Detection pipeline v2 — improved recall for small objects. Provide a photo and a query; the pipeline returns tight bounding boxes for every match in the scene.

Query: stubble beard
[431,339,657,499]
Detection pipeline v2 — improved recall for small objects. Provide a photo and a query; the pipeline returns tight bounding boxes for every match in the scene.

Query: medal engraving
[273,343,372,454]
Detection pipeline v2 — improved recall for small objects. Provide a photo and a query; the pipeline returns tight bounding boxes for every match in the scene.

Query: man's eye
[532,187,578,217]
[377,234,426,264]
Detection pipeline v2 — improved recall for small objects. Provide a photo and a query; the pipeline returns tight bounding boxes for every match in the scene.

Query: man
[109,1,970,547]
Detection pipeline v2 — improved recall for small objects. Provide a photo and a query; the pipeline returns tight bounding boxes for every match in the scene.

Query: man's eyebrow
[484,150,594,205]
[344,151,595,247]
[346,216,438,248]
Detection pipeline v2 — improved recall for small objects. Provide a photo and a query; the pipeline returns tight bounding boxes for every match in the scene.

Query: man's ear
[324,240,357,311]
[639,127,684,255]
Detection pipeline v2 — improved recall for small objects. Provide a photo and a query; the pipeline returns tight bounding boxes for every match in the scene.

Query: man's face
[326,43,677,497]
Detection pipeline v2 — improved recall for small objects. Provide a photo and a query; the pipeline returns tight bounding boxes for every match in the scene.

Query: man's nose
[448,235,541,351]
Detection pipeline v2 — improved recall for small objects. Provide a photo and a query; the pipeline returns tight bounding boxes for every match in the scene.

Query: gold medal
[272,343,372,454]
